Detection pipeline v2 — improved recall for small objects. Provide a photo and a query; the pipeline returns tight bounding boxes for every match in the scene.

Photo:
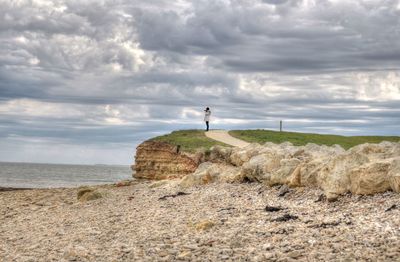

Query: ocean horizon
[0,161,133,189]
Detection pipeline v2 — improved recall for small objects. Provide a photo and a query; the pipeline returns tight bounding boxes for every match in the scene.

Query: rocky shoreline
[1,180,399,261]
[2,140,400,261]
[135,141,400,201]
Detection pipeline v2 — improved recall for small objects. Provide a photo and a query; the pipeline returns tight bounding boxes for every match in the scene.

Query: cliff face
[133,141,199,180]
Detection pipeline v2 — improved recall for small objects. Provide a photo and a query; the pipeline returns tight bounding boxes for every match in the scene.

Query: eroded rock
[180,162,242,188]
[229,143,263,166]
[179,141,400,199]
[389,158,400,193]
[134,141,199,180]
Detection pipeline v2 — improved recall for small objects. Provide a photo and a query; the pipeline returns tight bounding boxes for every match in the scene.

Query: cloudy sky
[1,0,400,165]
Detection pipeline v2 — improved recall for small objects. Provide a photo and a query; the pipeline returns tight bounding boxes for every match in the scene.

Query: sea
[0,162,133,189]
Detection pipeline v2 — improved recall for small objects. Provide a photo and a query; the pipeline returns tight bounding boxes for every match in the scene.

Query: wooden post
[280,120,283,132]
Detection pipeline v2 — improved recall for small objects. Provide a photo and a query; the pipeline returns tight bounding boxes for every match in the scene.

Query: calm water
[0,162,133,188]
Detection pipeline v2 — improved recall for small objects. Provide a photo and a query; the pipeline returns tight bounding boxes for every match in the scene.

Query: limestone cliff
[133,141,199,180]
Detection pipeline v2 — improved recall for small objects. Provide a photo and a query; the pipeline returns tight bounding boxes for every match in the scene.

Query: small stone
[177,251,191,260]
[263,243,273,251]
[385,204,396,212]
[265,205,285,212]
[122,248,133,254]
[194,220,215,231]
[271,214,298,222]
[182,245,198,250]
[287,250,302,258]
[326,192,339,202]
[115,180,132,187]
[315,194,325,202]
[149,180,169,188]
[278,185,290,197]
[158,251,169,257]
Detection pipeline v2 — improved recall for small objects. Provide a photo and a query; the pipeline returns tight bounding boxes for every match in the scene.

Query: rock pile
[180,141,400,201]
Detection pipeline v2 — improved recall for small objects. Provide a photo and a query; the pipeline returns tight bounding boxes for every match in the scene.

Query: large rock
[317,152,370,200]
[134,141,198,180]
[349,161,392,195]
[208,145,233,162]
[299,159,327,187]
[240,152,285,183]
[229,143,264,166]
[180,162,242,187]
[388,158,400,193]
[269,158,302,186]
[315,142,400,200]
[239,142,340,187]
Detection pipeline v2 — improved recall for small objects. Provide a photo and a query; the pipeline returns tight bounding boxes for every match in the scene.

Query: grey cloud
[0,2,93,36]
[0,68,52,100]
[135,0,400,73]
[262,0,290,5]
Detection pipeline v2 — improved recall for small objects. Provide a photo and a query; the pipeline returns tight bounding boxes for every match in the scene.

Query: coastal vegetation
[149,130,228,153]
[229,129,400,150]
[150,129,400,152]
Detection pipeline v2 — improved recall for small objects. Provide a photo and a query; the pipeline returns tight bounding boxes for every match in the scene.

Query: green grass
[149,130,229,153]
[229,129,400,150]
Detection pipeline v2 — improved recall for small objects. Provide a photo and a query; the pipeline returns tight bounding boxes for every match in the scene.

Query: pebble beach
[1,181,399,261]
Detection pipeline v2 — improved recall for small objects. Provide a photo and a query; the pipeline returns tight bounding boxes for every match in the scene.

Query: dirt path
[205,130,250,148]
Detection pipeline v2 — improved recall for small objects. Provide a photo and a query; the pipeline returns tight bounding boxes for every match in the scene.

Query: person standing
[204,107,211,131]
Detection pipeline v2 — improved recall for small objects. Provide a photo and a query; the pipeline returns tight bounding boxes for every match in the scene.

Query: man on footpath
[204,107,211,131]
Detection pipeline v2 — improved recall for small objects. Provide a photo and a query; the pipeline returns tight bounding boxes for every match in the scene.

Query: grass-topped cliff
[150,129,400,152]
[229,129,400,150]
[149,130,228,153]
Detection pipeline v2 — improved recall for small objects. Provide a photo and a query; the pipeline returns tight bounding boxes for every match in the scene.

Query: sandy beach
[1,180,399,261]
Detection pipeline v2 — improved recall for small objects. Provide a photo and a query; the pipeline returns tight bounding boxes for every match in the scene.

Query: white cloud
[355,71,400,101]
[181,108,202,119]
[0,99,84,118]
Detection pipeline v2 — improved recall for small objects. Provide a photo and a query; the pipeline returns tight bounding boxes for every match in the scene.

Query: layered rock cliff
[133,141,199,180]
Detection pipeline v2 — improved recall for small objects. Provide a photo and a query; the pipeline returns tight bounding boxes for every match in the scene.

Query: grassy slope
[149,130,229,153]
[230,129,400,150]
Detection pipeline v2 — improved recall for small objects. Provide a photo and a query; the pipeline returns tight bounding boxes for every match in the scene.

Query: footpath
[205,130,250,148]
